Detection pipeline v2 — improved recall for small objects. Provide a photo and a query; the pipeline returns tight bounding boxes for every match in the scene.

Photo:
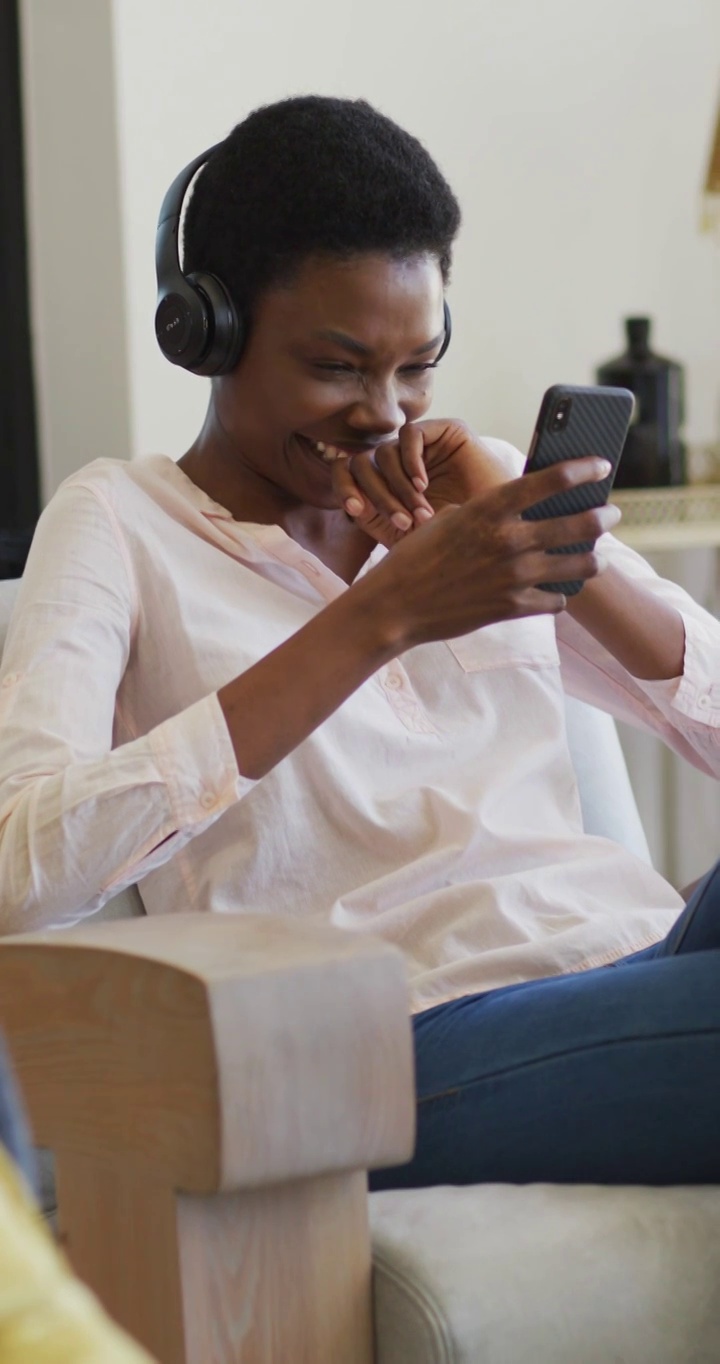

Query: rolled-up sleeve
[0,483,254,934]
[557,532,720,777]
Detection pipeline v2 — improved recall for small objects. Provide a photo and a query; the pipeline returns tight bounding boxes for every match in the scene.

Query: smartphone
[521,383,634,595]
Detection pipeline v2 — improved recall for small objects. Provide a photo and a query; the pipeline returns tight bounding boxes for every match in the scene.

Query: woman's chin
[288,434,342,509]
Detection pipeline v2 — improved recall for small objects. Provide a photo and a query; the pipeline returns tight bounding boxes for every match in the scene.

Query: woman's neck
[178,435,375,585]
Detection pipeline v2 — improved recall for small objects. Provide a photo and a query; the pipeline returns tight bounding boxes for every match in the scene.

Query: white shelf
[611,485,720,551]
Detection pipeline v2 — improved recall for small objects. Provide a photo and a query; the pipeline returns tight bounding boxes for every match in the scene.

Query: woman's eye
[311,359,439,377]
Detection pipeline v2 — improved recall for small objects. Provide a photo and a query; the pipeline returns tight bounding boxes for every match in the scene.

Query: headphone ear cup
[184,272,245,376]
[155,280,213,371]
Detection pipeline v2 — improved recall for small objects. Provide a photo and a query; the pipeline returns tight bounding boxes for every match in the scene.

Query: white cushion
[564,696,651,863]
[0,578,20,652]
[370,1182,720,1363]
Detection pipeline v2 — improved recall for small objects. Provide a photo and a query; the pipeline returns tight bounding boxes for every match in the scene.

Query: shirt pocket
[445,615,560,673]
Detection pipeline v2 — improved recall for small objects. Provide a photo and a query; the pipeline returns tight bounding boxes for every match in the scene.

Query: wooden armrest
[0,915,414,1363]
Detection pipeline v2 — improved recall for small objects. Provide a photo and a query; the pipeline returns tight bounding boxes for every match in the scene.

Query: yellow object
[0,1144,154,1363]
[705,99,720,194]
[701,97,720,236]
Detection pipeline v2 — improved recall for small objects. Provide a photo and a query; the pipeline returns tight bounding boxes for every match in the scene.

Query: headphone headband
[154,144,220,295]
[155,147,452,376]
[438,299,452,363]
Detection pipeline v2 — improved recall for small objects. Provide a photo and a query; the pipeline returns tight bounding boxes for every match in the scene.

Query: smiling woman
[179,250,450,570]
[2,95,720,1196]
[175,98,461,573]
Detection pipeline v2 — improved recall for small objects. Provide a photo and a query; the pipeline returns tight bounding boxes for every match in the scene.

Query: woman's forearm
[217,578,402,779]
[565,563,686,681]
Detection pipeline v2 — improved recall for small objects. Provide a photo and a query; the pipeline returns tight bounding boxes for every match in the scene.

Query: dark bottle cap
[625,316,652,357]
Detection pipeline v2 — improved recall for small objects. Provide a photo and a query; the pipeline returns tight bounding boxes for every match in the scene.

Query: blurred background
[3,0,720,884]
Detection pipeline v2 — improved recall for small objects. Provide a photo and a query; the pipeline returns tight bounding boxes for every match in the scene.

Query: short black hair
[183,95,461,316]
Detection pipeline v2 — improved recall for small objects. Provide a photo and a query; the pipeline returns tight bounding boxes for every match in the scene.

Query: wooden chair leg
[57,1153,375,1363]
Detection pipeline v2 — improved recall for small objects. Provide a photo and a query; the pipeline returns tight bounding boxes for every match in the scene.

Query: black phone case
[521,384,634,595]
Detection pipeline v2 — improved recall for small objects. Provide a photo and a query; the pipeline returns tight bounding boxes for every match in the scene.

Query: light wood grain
[56,1155,372,1364]
[0,915,414,1362]
[55,1153,187,1363]
[178,1171,373,1364]
[0,915,415,1190]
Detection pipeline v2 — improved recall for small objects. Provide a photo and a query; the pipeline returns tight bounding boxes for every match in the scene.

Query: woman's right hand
[363,456,621,650]
[217,454,616,782]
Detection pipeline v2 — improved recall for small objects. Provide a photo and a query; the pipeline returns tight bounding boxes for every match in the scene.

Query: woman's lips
[297,435,384,462]
[314,441,347,462]
[297,435,353,463]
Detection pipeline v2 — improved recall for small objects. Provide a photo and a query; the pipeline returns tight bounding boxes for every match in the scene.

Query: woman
[1,96,719,1189]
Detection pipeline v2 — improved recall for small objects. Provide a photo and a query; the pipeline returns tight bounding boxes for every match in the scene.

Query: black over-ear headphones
[155,144,243,376]
[155,145,452,377]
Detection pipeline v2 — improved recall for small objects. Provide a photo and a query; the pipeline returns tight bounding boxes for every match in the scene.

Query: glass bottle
[595,317,686,487]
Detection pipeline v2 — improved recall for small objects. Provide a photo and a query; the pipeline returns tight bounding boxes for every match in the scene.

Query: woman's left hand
[330,419,511,548]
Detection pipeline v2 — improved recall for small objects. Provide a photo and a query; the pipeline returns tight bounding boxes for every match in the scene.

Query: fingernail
[345,497,364,516]
[414,507,434,522]
[413,476,428,492]
[597,460,612,477]
[391,511,413,531]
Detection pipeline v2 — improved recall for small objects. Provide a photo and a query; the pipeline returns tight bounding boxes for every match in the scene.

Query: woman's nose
[346,382,405,438]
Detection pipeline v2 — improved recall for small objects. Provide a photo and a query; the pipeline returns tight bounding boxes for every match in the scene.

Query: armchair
[2,576,720,1364]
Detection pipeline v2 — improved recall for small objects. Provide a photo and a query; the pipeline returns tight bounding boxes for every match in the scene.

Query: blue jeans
[370,859,720,1190]
[0,1036,36,1194]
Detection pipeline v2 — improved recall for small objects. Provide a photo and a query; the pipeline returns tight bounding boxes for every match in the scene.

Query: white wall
[20,0,132,498]
[109,0,720,462]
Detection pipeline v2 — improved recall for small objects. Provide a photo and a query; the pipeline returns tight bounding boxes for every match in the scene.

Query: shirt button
[698,695,711,709]
[199,791,217,811]
[385,673,402,690]
[301,560,321,577]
